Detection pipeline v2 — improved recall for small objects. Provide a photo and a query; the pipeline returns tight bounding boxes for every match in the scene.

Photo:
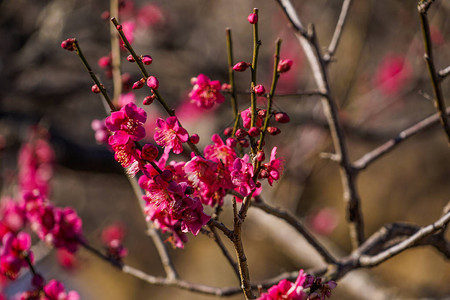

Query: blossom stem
[250,8,260,149]
[226,28,240,136]
[73,39,117,112]
[111,17,202,156]
[110,0,122,102]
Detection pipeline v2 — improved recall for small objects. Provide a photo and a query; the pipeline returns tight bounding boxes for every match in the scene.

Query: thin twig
[324,0,353,62]
[359,211,450,267]
[276,0,365,249]
[354,106,450,171]
[250,8,261,155]
[252,199,337,264]
[418,2,450,144]
[226,28,240,136]
[438,65,450,80]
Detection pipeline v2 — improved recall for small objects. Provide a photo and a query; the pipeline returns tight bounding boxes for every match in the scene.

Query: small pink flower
[121,21,136,45]
[231,156,256,197]
[374,54,412,95]
[263,147,284,186]
[277,59,293,73]
[44,279,80,300]
[241,107,264,129]
[98,55,111,68]
[154,116,189,154]
[137,4,165,28]
[189,74,225,109]
[105,102,147,142]
[258,270,307,300]
[254,84,265,95]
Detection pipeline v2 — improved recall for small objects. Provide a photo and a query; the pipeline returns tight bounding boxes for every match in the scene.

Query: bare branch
[353,106,450,171]
[208,225,241,281]
[324,0,353,62]
[276,0,365,248]
[418,3,450,144]
[438,65,450,81]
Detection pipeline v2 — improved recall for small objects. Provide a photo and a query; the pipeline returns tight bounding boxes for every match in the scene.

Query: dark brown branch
[353,106,450,171]
[418,3,450,144]
[324,0,353,62]
[252,198,337,264]
[276,0,365,249]
[208,225,241,281]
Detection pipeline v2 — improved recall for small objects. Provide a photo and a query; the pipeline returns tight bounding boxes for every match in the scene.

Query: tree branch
[324,0,353,62]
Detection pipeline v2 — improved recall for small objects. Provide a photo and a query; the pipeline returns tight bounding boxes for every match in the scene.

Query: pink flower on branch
[154,116,189,154]
[105,102,147,143]
[189,74,225,109]
[262,147,284,186]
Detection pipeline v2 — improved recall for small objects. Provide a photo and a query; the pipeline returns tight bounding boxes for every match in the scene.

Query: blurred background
[1,0,449,299]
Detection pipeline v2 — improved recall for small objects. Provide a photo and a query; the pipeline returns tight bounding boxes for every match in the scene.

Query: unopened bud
[116,24,123,31]
[259,168,269,179]
[91,84,101,94]
[277,59,293,73]
[256,150,265,162]
[141,55,153,65]
[221,83,231,91]
[254,84,265,96]
[132,78,145,89]
[223,127,233,136]
[98,56,111,68]
[267,126,281,135]
[235,128,248,138]
[189,134,200,144]
[126,54,135,62]
[274,112,290,123]
[61,38,76,51]
[143,95,156,105]
[146,76,159,89]
[258,109,267,118]
[248,13,258,24]
[238,138,249,148]
[226,137,237,148]
[141,144,159,161]
[233,61,250,72]
[248,126,260,137]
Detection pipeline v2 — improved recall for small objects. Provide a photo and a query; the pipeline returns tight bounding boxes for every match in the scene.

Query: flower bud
[141,55,153,65]
[141,144,159,161]
[248,126,260,137]
[256,150,265,162]
[143,95,156,105]
[235,128,248,138]
[248,13,258,24]
[277,59,293,73]
[223,127,233,136]
[61,38,76,51]
[254,84,265,96]
[233,62,250,72]
[126,54,135,62]
[238,138,249,148]
[258,109,267,118]
[258,168,269,179]
[267,126,281,135]
[226,137,237,148]
[116,24,123,30]
[32,274,44,288]
[221,83,231,91]
[189,134,200,144]
[98,56,111,68]
[274,112,290,123]
[146,76,159,89]
[91,84,101,94]
[132,78,145,89]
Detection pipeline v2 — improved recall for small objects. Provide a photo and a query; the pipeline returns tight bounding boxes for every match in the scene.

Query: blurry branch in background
[324,0,353,62]
[353,106,450,171]
[418,1,450,144]
[275,0,365,249]
[438,65,450,80]
[110,0,122,102]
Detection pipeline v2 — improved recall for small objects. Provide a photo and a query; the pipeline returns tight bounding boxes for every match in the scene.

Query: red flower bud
[248,126,260,137]
[277,59,293,73]
[98,56,112,68]
[238,138,250,148]
[226,137,237,148]
[233,62,250,72]
[258,168,269,179]
[132,78,145,89]
[189,134,200,144]
[91,84,101,94]
[221,83,231,91]
[254,84,265,96]
[116,24,123,31]
[258,109,267,118]
[248,13,258,24]
[143,95,156,105]
[126,54,135,62]
[274,112,290,123]
[61,38,76,51]
[267,126,281,135]
[235,128,248,138]
[256,150,265,162]
[146,76,159,89]
[141,55,153,65]
[141,144,159,161]
[223,127,233,136]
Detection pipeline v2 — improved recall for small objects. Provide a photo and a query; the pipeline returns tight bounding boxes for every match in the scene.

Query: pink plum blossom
[106,102,147,143]
[189,74,225,109]
[154,116,189,154]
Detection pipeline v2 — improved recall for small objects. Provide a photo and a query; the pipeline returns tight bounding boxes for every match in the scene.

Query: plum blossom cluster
[257,270,336,300]
[0,128,82,298]
[19,278,79,300]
